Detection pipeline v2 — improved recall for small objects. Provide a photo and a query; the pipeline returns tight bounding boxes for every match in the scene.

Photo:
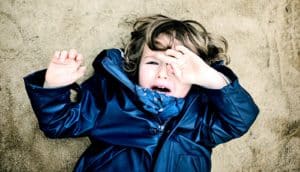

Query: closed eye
[146,61,159,65]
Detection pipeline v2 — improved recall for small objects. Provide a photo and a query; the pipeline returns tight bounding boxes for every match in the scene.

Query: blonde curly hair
[124,14,230,77]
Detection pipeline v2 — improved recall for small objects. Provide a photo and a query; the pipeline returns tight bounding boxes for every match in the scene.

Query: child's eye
[146,61,159,65]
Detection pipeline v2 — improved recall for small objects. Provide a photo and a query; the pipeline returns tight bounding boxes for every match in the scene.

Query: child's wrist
[43,81,53,88]
[218,72,231,85]
[195,68,229,89]
[43,81,66,88]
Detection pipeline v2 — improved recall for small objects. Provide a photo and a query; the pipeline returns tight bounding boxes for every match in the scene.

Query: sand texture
[0,0,299,171]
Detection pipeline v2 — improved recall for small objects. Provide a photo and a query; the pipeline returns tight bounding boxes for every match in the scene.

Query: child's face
[138,34,192,98]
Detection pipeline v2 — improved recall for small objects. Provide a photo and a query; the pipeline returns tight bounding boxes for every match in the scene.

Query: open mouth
[151,86,171,93]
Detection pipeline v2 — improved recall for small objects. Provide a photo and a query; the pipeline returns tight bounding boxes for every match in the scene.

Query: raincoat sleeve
[24,69,102,138]
[200,62,259,146]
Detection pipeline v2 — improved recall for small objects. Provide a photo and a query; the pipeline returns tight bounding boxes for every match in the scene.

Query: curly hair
[123,14,230,77]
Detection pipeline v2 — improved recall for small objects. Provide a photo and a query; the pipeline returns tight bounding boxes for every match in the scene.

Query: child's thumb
[75,66,86,79]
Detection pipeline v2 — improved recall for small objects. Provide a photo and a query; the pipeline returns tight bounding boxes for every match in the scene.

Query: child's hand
[157,45,228,89]
[44,49,86,88]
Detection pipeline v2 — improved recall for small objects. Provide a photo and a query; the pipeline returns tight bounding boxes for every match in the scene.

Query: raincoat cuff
[23,69,73,95]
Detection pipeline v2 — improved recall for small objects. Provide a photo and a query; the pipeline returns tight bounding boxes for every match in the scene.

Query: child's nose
[157,63,169,79]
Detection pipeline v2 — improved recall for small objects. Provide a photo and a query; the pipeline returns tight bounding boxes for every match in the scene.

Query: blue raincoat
[24,49,259,172]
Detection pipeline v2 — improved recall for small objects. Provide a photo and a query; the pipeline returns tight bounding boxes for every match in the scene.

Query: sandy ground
[0,0,299,171]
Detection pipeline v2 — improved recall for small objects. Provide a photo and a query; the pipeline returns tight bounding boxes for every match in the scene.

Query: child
[24,14,259,172]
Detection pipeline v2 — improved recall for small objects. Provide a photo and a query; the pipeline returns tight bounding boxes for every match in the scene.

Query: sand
[0,0,299,171]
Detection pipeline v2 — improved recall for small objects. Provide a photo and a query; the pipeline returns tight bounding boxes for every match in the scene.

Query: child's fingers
[176,45,206,64]
[59,50,68,63]
[51,51,61,63]
[53,51,60,59]
[68,49,77,60]
[158,52,187,69]
[156,54,178,65]
[167,63,182,79]
[78,66,86,74]
[175,45,193,55]
[166,63,174,75]
[75,53,84,64]
[74,66,86,79]
[165,49,183,59]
